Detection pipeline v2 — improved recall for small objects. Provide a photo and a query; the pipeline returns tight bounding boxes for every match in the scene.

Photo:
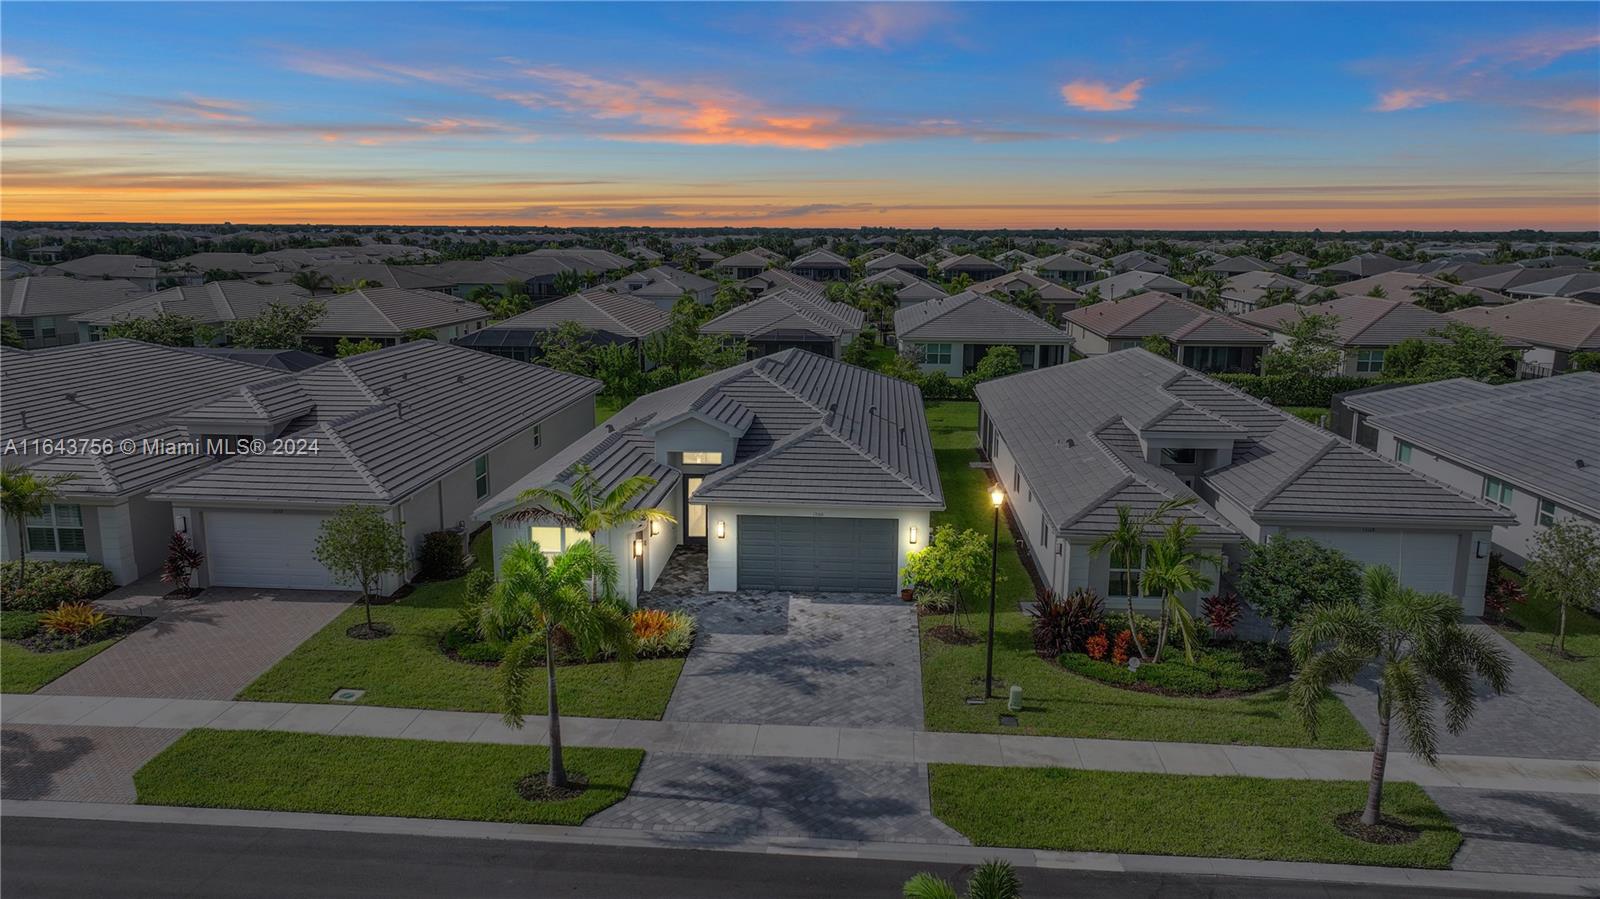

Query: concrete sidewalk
[5,692,1596,795]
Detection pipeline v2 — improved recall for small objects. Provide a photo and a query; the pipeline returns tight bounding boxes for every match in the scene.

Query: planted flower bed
[442,600,696,667]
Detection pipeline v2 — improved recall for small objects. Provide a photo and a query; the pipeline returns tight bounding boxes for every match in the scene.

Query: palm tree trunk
[1362,701,1391,827]
[1124,599,1150,662]
[546,631,567,789]
[1555,601,1568,655]
[13,514,27,591]
[1153,600,1171,665]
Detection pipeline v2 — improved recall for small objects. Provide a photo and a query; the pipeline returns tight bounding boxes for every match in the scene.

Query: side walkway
[5,693,1596,795]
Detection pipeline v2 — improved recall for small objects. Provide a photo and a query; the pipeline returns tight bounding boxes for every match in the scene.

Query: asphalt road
[0,817,1510,898]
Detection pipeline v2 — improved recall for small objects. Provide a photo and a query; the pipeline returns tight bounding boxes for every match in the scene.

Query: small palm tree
[1,466,78,589]
[514,464,674,601]
[1140,516,1220,664]
[1290,566,1511,827]
[485,541,635,790]
[903,859,1021,899]
[289,270,332,292]
[1088,498,1192,662]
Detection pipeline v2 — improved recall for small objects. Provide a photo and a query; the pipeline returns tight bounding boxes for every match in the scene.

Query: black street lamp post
[985,483,1003,698]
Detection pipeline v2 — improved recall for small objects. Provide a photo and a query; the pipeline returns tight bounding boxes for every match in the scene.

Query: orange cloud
[1375,88,1453,111]
[1061,79,1145,112]
[1,54,46,78]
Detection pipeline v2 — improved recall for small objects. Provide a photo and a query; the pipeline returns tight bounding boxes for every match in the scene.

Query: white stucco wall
[703,502,931,593]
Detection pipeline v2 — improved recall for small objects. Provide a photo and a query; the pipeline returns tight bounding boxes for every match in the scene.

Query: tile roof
[700,288,863,340]
[2,276,146,317]
[863,252,927,273]
[485,287,669,339]
[936,253,1005,273]
[1444,296,1600,352]
[1066,292,1271,343]
[1506,271,1600,299]
[1237,294,1451,347]
[1315,253,1406,278]
[894,290,1070,343]
[49,254,165,280]
[310,288,488,336]
[971,271,1083,302]
[1332,272,1507,306]
[1083,270,1189,299]
[1027,252,1098,274]
[74,281,313,326]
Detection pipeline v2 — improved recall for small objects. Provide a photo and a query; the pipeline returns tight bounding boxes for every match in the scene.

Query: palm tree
[484,541,635,790]
[1,466,78,590]
[1088,498,1192,662]
[1139,516,1220,664]
[1290,566,1510,827]
[289,270,332,293]
[514,464,674,600]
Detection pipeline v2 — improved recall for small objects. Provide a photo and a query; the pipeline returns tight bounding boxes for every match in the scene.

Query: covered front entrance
[735,515,897,593]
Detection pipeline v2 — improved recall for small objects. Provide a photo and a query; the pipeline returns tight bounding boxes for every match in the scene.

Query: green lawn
[596,395,625,424]
[930,765,1460,868]
[1,611,129,694]
[1282,406,1330,426]
[919,401,1369,749]
[238,530,685,718]
[1502,590,1600,705]
[135,729,641,825]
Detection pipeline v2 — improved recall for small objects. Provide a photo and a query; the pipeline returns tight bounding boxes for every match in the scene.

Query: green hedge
[0,561,116,612]
[1058,649,1272,695]
[1211,373,1371,407]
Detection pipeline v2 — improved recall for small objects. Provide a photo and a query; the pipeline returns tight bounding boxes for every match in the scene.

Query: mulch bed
[14,614,148,654]
[346,622,396,640]
[517,771,587,802]
[927,624,979,645]
[1334,811,1422,844]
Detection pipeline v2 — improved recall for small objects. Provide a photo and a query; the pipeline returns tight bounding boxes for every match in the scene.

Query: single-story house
[1446,296,1600,377]
[1341,374,1598,567]
[48,254,175,291]
[1270,251,1312,276]
[1311,253,1406,284]
[454,287,669,365]
[894,290,1072,375]
[994,249,1037,269]
[1107,250,1169,274]
[304,288,490,354]
[1333,272,1507,306]
[303,262,454,294]
[1504,271,1600,301]
[1064,292,1272,374]
[863,252,929,277]
[1464,265,1590,298]
[476,349,943,604]
[790,249,853,282]
[1083,270,1192,301]
[400,259,562,299]
[1238,294,1455,378]
[74,281,314,343]
[742,268,822,298]
[1219,271,1318,315]
[1203,255,1272,277]
[521,247,635,275]
[3,276,146,348]
[606,265,716,308]
[1025,252,1098,286]
[975,350,1511,616]
[970,271,1082,319]
[714,251,779,280]
[700,287,863,359]
[170,253,285,278]
[935,254,1007,282]
[861,268,949,308]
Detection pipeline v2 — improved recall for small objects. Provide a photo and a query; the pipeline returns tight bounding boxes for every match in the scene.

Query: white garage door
[1290,529,1459,597]
[205,509,342,589]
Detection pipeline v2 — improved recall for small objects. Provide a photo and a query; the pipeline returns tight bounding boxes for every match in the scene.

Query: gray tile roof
[1507,271,1600,299]
[894,290,1070,343]
[976,350,1508,538]
[971,271,1083,302]
[1203,255,1271,275]
[1027,252,1098,274]
[311,288,487,336]
[1219,271,1316,307]
[3,277,146,317]
[714,250,778,271]
[1465,265,1590,293]
[487,288,669,339]
[307,262,452,291]
[1067,292,1271,344]
[1333,272,1507,306]
[1445,297,1600,352]
[1315,253,1406,278]
[1083,271,1189,299]
[790,248,851,269]
[700,288,863,340]
[936,253,1005,274]
[49,254,165,281]
[1354,374,1600,517]
[863,252,926,273]
[1237,294,1451,347]
[74,281,313,326]
[480,349,942,521]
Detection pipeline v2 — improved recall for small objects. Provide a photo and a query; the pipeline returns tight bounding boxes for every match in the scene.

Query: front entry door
[684,476,707,545]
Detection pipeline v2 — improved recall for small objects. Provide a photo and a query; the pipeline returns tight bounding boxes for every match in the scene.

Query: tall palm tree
[1139,516,1220,664]
[514,464,674,600]
[484,541,635,790]
[1,466,78,590]
[1088,498,1192,662]
[1290,566,1510,827]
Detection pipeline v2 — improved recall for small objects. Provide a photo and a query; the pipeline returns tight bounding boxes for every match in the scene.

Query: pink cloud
[785,3,958,50]
[1,54,46,78]
[1375,88,1453,112]
[1061,79,1145,112]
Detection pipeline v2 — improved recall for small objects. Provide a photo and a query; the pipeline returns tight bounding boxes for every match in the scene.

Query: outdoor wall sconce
[650,520,661,536]
[909,525,919,545]
[1475,540,1487,559]
[716,521,726,539]
[633,538,644,559]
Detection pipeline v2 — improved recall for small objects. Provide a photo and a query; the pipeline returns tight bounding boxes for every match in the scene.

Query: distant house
[1271,251,1312,270]
[1219,271,1318,315]
[170,252,284,278]
[1063,292,1271,374]
[1083,270,1192,301]
[894,290,1071,375]
[1446,296,1600,378]
[523,247,635,275]
[1504,271,1600,301]
[976,351,1510,616]
[1341,374,1599,567]
[3,277,146,348]
[1312,252,1406,284]
[699,287,863,359]
[742,268,822,298]
[789,249,853,282]
[714,250,779,280]
[1464,265,1591,297]
[1333,272,1507,306]
[994,249,1037,268]
[74,281,314,343]
[1107,250,1169,274]
[307,262,455,294]
[935,254,1006,282]
[49,254,174,291]
[970,271,1082,319]
[1203,255,1271,277]
[607,265,717,308]
[304,288,490,353]
[456,287,669,365]
[1025,252,1098,286]
[861,268,948,308]
[1238,294,1455,378]
[863,252,929,278]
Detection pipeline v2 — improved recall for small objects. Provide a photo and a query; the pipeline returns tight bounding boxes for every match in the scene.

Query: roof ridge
[209,281,237,321]
[1248,430,1336,512]
[319,418,393,501]
[818,415,939,502]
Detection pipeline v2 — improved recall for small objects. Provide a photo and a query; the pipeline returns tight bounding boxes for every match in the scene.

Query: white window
[680,451,723,465]
[527,526,588,556]
[1356,349,1386,374]
[15,318,35,340]
[1537,499,1558,527]
[1483,476,1514,507]
[37,317,57,339]
[1395,441,1413,464]
[1108,548,1145,598]
[920,343,952,365]
[474,456,490,499]
[27,504,86,553]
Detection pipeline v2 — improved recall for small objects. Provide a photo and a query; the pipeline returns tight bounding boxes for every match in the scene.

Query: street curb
[6,800,1596,896]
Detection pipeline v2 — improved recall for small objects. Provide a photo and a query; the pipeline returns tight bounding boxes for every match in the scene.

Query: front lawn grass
[1,610,129,694]
[929,765,1460,868]
[135,729,641,825]
[1502,589,1600,705]
[238,530,684,719]
[919,401,1369,749]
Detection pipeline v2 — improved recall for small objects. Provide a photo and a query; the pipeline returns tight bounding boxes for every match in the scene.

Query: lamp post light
[986,483,1004,699]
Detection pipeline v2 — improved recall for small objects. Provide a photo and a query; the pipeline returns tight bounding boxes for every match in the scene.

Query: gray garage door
[737,515,898,593]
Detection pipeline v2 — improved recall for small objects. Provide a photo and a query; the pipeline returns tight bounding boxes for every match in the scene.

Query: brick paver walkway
[1427,787,1600,879]
[588,753,966,844]
[41,579,352,700]
[1,724,183,802]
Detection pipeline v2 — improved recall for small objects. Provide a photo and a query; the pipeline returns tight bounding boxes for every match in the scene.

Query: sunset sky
[2,2,1597,230]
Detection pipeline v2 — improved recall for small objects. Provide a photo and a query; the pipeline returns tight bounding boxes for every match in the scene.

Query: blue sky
[2,2,1596,228]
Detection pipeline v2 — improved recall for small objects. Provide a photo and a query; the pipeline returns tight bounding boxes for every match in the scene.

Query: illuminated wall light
[716,520,726,539]
[909,525,919,545]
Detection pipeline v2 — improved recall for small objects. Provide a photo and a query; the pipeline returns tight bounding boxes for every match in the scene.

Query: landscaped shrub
[40,601,107,637]
[1059,651,1134,684]
[0,561,116,612]
[1482,553,1527,624]
[1059,639,1284,696]
[915,588,955,615]
[417,530,467,581]
[1201,593,1243,637]
[1029,588,1105,657]
[1134,660,1218,694]
[1211,373,1369,408]
[161,532,205,595]
[630,608,695,658]
[1084,631,1109,661]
